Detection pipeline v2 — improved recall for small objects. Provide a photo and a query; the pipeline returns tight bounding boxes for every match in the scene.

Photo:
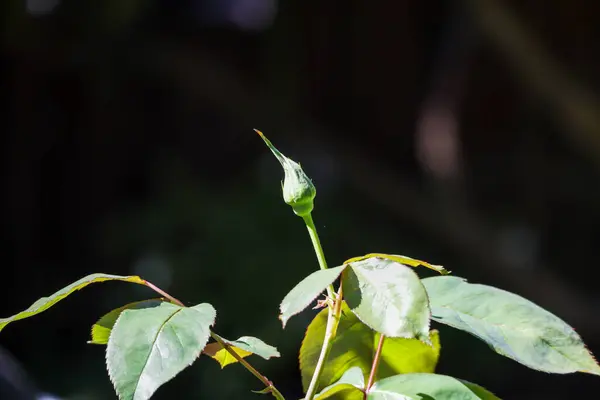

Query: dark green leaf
[423,276,600,376]
[89,299,165,345]
[300,303,440,392]
[279,265,346,327]
[368,373,494,399]
[0,273,145,333]
[106,302,216,400]
[342,258,430,342]
[203,333,280,368]
[460,380,501,399]
[314,366,365,400]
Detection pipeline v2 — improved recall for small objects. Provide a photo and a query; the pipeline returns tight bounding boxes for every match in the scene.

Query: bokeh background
[2,0,600,399]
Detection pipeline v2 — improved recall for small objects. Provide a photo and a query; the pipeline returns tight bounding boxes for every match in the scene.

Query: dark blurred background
[2,0,600,398]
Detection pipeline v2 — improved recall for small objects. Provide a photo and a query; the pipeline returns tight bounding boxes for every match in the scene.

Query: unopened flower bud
[255,129,316,217]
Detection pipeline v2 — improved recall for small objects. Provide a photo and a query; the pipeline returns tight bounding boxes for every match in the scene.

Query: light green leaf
[280,265,346,327]
[368,373,494,399]
[314,366,365,400]
[0,273,145,333]
[203,334,280,368]
[300,303,440,392]
[106,302,216,400]
[342,258,430,342]
[344,253,449,275]
[423,276,600,376]
[89,299,165,345]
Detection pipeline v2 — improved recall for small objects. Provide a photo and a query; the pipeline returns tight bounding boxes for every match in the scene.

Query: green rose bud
[255,129,317,217]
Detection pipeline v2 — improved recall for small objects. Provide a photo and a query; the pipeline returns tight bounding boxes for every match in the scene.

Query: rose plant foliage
[1,130,598,400]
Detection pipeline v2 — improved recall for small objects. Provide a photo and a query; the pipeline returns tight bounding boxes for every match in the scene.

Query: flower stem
[302,213,335,298]
[365,334,386,397]
[302,213,342,400]
[143,280,285,400]
[304,285,343,400]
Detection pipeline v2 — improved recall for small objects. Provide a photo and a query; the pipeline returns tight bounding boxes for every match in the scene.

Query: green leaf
[460,380,501,400]
[203,333,280,368]
[279,265,346,327]
[0,273,145,333]
[314,366,365,400]
[422,276,600,376]
[344,253,450,275]
[300,303,440,392]
[342,258,431,342]
[368,373,495,400]
[106,302,216,400]
[89,299,165,345]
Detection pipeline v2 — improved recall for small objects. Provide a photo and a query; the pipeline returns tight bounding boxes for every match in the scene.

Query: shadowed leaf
[300,302,440,393]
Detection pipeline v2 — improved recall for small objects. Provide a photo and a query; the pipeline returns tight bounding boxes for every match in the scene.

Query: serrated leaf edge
[106,304,216,400]
[425,277,600,376]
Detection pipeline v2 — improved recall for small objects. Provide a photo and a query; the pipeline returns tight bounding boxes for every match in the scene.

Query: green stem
[210,332,285,400]
[302,213,342,400]
[364,334,385,397]
[304,286,343,400]
[143,281,285,400]
[302,213,335,298]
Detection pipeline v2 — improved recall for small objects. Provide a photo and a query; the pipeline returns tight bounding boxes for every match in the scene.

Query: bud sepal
[255,129,317,217]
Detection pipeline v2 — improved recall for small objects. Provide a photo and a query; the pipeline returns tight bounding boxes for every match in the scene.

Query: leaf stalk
[142,280,185,307]
[143,280,285,400]
[210,332,285,400]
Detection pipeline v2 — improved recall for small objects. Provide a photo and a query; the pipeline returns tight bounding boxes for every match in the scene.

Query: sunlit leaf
[300,303,440,392]
[0,273,145,333]
[279,265,346,327]
[423,276,600,376]
[203,333,280,368]
[314,366,365,400]
[106,302,215,400]
[368,373,495,399]
[342,258,430,342]
[89,299,165,345]
[344,253,449,275]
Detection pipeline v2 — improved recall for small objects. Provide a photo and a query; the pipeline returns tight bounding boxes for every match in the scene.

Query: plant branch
[142,280,185,307]
[365,334,386,397]
[304,285,343,400]
[143,280,285,399]
[303,213,335,299]
[210,332,285,400]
